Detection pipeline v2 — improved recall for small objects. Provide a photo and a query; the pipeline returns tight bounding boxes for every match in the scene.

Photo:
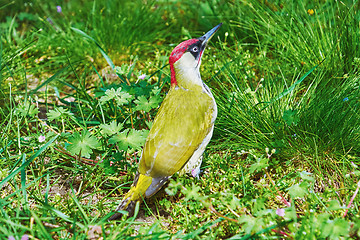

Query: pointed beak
[198,23,222,49]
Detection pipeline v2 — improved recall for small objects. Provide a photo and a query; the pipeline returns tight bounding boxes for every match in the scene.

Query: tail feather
[145,176,170,197]
[109,173,172,220]
[108,174,152,220]
[108,197,136,220]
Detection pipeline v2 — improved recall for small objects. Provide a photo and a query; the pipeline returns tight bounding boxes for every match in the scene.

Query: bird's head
[169,23,222,87]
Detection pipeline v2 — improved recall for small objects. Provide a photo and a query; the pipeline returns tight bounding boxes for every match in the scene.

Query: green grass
[212,0,360,178]
[1,0,360,239]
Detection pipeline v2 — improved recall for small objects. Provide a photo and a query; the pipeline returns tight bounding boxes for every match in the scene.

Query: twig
[209,204,239,223]
[54,146,97,166]
[264,150,291,207]
[180,185,239,223]
[271,229,293,239]
[38,117,119,169]
[265,169,291,207]
[343,180,360,218]
[54,146,127,176]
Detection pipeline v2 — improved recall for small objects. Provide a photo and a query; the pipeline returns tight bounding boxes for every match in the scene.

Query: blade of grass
[70,187,90,224]
[0,134,59,189]
[260,58,325,110]
[70,28,111,68]
[0,1,15,10]
[0,141,12,154]
[20,153,27,207]
[29,66,69,96]
[71,27,125,81]
[41,205,85,229]
[30,210,53,240]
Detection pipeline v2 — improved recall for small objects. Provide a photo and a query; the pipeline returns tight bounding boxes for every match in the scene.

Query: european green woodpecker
[109,23,222,220]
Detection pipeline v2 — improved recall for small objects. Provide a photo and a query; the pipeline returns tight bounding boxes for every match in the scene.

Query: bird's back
[139,85,216,178]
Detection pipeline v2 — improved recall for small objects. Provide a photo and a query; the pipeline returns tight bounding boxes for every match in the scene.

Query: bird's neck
[170,62,204,92]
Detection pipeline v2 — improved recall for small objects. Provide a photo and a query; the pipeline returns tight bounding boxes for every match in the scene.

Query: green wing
[139,86,215,178]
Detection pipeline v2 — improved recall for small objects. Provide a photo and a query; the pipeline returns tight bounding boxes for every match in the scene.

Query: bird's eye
[192,46,198,52]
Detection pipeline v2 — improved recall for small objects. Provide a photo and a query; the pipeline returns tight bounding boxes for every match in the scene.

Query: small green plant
[67,130,101,158]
